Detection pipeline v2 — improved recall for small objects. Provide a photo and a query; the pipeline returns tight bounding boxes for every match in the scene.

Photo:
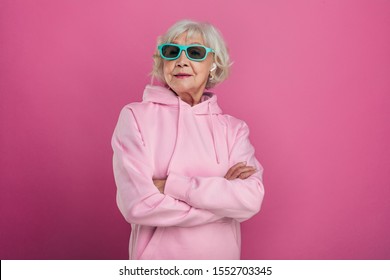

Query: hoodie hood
[143,85,222,115]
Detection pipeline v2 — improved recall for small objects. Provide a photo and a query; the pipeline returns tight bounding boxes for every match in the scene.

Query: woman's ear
[210,63,217,72]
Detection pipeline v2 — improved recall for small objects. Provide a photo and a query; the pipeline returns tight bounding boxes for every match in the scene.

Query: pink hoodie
[112,85,264,259]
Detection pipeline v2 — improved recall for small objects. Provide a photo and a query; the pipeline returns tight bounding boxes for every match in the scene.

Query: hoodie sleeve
[164,119,264,222]
[112,106,224,227]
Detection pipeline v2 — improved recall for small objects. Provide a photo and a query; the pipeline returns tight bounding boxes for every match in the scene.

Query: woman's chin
[170,84,195,95]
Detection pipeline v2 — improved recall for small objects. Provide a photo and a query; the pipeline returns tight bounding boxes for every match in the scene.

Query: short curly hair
[151,20,232,89]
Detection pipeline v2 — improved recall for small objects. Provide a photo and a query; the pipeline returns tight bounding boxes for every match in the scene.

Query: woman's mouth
[174,73,192,79]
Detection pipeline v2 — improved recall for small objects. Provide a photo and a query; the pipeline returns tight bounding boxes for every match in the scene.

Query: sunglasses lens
[187,46,206,60]
[161,45,180,59]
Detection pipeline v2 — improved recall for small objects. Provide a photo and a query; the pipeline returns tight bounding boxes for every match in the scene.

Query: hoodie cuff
[164,172,192,203]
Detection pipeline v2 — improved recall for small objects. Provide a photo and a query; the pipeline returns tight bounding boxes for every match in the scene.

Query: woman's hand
[224,162,257,180]
[153,179,166,193]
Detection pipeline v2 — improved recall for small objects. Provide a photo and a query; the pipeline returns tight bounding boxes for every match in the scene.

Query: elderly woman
[112,20,264,260]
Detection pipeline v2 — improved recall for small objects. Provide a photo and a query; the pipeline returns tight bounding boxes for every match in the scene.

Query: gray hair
[151,20,232,89]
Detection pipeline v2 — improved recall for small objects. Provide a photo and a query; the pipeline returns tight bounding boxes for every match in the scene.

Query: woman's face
[163,32,214,105]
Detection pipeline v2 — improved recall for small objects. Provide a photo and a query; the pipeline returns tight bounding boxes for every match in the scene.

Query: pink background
[1,0,389,259]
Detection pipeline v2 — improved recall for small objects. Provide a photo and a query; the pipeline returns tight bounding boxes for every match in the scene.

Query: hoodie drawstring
[167,97,182,174]
[208,102,220,164]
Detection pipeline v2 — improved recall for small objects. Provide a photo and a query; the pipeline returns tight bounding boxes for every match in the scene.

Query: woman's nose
[175,50,189,67]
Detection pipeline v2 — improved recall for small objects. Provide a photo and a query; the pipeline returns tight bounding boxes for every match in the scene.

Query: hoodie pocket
[138,227,165,260]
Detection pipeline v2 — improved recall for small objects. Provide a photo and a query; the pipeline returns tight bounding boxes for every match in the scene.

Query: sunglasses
[158,43,215,62]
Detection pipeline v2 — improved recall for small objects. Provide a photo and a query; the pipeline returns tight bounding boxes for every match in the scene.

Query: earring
[209,63,216,80]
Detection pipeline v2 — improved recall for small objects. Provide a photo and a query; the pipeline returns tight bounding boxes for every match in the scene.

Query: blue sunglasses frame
[158,43,215,62]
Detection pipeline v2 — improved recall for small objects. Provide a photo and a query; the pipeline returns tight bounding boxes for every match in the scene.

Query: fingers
[224,162,256,180]
[224,162,246,179]
[231,166,256,179]
[238,169,257,179]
